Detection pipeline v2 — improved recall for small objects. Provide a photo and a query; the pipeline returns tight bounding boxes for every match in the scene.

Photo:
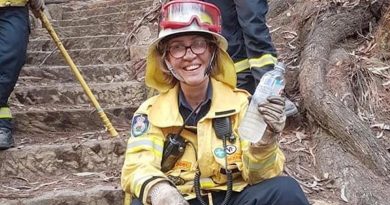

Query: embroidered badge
[214,148,226,158]
[225,145,237,155]
[173,161,192,170]
[227,152,242,164]
[131,114,149,137]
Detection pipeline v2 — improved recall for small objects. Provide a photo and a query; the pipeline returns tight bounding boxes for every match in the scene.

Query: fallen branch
[31,180,60,191]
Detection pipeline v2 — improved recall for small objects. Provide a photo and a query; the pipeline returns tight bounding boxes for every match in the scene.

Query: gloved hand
[250,96,286,149]
[29,0,45,18]
[257,96,286,133]
[29,0,44,10]
[148,182,189,205]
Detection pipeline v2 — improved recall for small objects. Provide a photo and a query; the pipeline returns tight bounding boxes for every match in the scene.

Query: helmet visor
[160,0,222,33]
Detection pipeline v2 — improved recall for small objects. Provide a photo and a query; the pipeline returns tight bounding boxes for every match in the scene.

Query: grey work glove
[257,96,286,133]
[148,182,189,205]
[250,96,286,149]
[29,0,45,17]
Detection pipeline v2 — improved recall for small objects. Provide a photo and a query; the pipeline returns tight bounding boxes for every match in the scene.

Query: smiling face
[165,34,214,87]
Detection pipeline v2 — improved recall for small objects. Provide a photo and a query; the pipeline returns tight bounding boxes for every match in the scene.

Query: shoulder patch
[214,147,226,158]
[225,145,237,155]
[131,114,150,137]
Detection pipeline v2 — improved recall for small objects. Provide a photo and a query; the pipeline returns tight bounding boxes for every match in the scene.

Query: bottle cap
[274,62,286,73]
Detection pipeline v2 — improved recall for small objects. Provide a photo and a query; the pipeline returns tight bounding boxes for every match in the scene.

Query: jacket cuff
[140,177,171,205]
[249,129,278,155]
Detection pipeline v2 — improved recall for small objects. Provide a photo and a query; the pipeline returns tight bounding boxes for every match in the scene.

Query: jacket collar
[149,78,243,128]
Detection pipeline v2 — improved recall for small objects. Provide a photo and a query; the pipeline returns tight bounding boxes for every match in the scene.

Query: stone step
[11,81,145,106]
[28,34,126,51]
[60,0,130,12]
[0,185,122,205]
[71,0,131,11]
[0,130,126,203]
[12,104,138,133]
[62,0,153,20]
[18,63,142,85]
[61,3,127,19]
[30,22,131,39]
[54,11,141,27]
[0,138,126,178]
[26,47,129,66]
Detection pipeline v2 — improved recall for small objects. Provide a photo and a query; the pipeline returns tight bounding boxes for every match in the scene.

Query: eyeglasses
[160,0,222,33]
[168,39,209,58]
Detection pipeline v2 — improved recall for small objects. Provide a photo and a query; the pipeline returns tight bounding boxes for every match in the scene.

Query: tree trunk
[297,2,390,203]
[299,3,390,176]
[314,126,390,204]
[373,4,390,60]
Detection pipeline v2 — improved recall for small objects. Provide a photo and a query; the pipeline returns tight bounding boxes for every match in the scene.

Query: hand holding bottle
[258,96,286,133]
[238,62,286,143]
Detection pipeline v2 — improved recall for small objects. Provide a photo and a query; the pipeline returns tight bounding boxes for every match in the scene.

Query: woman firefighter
[121,1,309,205]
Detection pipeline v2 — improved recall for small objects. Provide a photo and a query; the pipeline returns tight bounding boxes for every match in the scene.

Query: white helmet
[146,0,236,93]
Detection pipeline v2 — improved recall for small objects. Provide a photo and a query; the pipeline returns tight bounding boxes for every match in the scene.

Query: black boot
[0,127,14,150]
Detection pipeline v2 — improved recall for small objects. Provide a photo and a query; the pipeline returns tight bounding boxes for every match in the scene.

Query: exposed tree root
[314,127,390,204]
[299,3,390,176]
[297,2,390,203]
[268,0,297,19]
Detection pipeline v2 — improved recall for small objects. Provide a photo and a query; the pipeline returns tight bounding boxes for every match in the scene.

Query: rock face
[0,0,155,204]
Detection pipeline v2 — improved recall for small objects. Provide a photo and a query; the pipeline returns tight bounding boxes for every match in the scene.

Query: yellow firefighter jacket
[121,78,285,205]
[0,0,28,7]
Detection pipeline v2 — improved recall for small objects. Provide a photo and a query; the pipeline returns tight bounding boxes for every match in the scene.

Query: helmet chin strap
[165,60,185,82]
[204,49,216,77]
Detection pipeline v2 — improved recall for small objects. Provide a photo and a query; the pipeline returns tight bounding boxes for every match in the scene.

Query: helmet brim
[146,29,236,93]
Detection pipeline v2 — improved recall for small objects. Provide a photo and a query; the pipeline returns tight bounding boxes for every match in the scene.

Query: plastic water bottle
[238,62,286,143]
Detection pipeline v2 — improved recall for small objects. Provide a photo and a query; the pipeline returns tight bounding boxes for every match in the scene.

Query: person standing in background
[0,0,45,150]
[203,0,298,116]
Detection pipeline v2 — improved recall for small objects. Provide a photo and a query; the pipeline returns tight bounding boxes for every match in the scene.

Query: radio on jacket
[161,133,186,172]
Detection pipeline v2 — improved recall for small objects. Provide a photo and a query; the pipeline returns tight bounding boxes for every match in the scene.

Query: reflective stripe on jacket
[121,78,285,205]
[0,107,12,119]
[0,0,28,7]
